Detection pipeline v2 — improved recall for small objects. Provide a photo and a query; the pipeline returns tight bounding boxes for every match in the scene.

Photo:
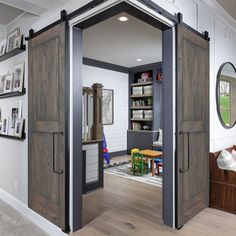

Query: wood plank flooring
[73,173,236,236]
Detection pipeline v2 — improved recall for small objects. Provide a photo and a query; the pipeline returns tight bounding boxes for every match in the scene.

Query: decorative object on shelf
[2,118,9,135]
[156,73,162,81]
[143,125,151,130]
[0,73,6,94]
[102,89,114,125]
[6,28,20,53]
[13,61,25,92]
[140,71,152,82]
[4,74,13,93]
[14,118,24,138]
[0,39,6,56]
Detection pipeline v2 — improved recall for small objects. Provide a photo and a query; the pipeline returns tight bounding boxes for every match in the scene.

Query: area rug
[104,161,162,188]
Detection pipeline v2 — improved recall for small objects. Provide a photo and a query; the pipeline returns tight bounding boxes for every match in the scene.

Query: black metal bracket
[204,31,210,42]
[25,9,68,41]
[62,225,71,234]
[177,12,183,24]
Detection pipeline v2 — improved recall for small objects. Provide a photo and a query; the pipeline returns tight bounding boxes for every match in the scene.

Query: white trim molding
[0,188,66,236]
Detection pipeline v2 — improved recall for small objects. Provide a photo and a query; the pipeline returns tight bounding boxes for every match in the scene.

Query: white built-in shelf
[131,106,152,110]
[131,94,152,98]
[131,81,153,87]
[131,118,152,122]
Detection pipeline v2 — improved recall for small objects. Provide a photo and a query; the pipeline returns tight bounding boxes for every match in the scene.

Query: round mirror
[216,62,236,128]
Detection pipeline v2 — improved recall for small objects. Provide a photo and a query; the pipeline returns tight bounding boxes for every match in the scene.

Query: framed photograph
[6,28,20,52]
[4,74,13,93]
[14,118,24,138]
[102,89,114,125]
[0,121,2,134]
[13,61,24,92]
[0,39,6,56]
[2,118,9,135]
[10,101,22,129]
[13,34,22,49]
[0,73,6,94]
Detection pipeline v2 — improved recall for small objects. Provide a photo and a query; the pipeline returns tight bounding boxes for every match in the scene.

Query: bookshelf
[127,62,162,153]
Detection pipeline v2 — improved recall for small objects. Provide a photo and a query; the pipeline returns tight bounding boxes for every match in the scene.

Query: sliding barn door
[28,22,69,231]
[176,24,209,228]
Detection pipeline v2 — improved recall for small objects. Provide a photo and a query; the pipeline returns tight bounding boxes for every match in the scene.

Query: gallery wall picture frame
[10,101,22,130]
[6,28,20,53]
[13,34,22,49]
[0,73,6,94]
[14,118,24,138]
[102,89,114,125]
[0,121,2,134]
[2,118,9,135]
[4,74,13,93]
[0,39,6,56]
[13,61,24,92]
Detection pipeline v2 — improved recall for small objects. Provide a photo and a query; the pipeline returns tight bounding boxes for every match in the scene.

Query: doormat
[104,162,162,188]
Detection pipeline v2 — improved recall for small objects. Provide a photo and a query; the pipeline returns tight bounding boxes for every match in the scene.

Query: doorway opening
[82,12,164,226]
[71,1,175,232]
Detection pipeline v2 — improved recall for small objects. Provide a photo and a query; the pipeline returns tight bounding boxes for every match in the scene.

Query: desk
[140,150,163,176]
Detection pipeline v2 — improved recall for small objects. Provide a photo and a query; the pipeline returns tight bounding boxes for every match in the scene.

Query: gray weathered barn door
[28,22,69,231]
[176,23,209,228]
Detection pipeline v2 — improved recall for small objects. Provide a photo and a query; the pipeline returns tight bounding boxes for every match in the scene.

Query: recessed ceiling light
[136,58,142,62]
[118,16,128,22]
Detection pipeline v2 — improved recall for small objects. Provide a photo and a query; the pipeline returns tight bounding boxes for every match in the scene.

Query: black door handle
[179,131,190,173]
[53,132,64,175]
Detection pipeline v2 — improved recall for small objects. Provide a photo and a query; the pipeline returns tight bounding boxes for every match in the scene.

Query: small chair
[131,148,140,171]
[132,152,148,176]
[154,158,163,175]
[150,157,163,175]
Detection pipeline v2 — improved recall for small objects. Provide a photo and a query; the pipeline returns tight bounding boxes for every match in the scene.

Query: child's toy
[103,133,110,164]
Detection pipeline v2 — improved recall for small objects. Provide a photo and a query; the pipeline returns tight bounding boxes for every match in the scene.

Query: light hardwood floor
[73,174,236,236]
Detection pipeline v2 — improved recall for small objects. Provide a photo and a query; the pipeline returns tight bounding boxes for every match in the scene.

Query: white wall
[0,0,236,234]
[0,52,28,204]
[82,65,129,153]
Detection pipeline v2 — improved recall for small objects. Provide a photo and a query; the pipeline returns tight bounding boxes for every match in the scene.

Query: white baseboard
[0,188,67,236]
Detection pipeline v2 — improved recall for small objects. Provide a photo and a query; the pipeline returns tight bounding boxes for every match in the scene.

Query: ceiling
[216,0,236,21]
[0,3,24,25]
[83,13,162,68]
[0,0,72,25]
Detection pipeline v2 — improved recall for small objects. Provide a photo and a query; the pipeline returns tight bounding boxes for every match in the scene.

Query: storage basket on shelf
[144,110,152,119]
[143,85,153,95]
[132,86,143,95]
[132,110,143,119]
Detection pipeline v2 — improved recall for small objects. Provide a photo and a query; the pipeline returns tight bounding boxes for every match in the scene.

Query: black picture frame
[102,89,114,125]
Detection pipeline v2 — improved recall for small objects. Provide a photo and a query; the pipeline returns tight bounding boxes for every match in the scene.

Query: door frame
[69,0,176,232]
